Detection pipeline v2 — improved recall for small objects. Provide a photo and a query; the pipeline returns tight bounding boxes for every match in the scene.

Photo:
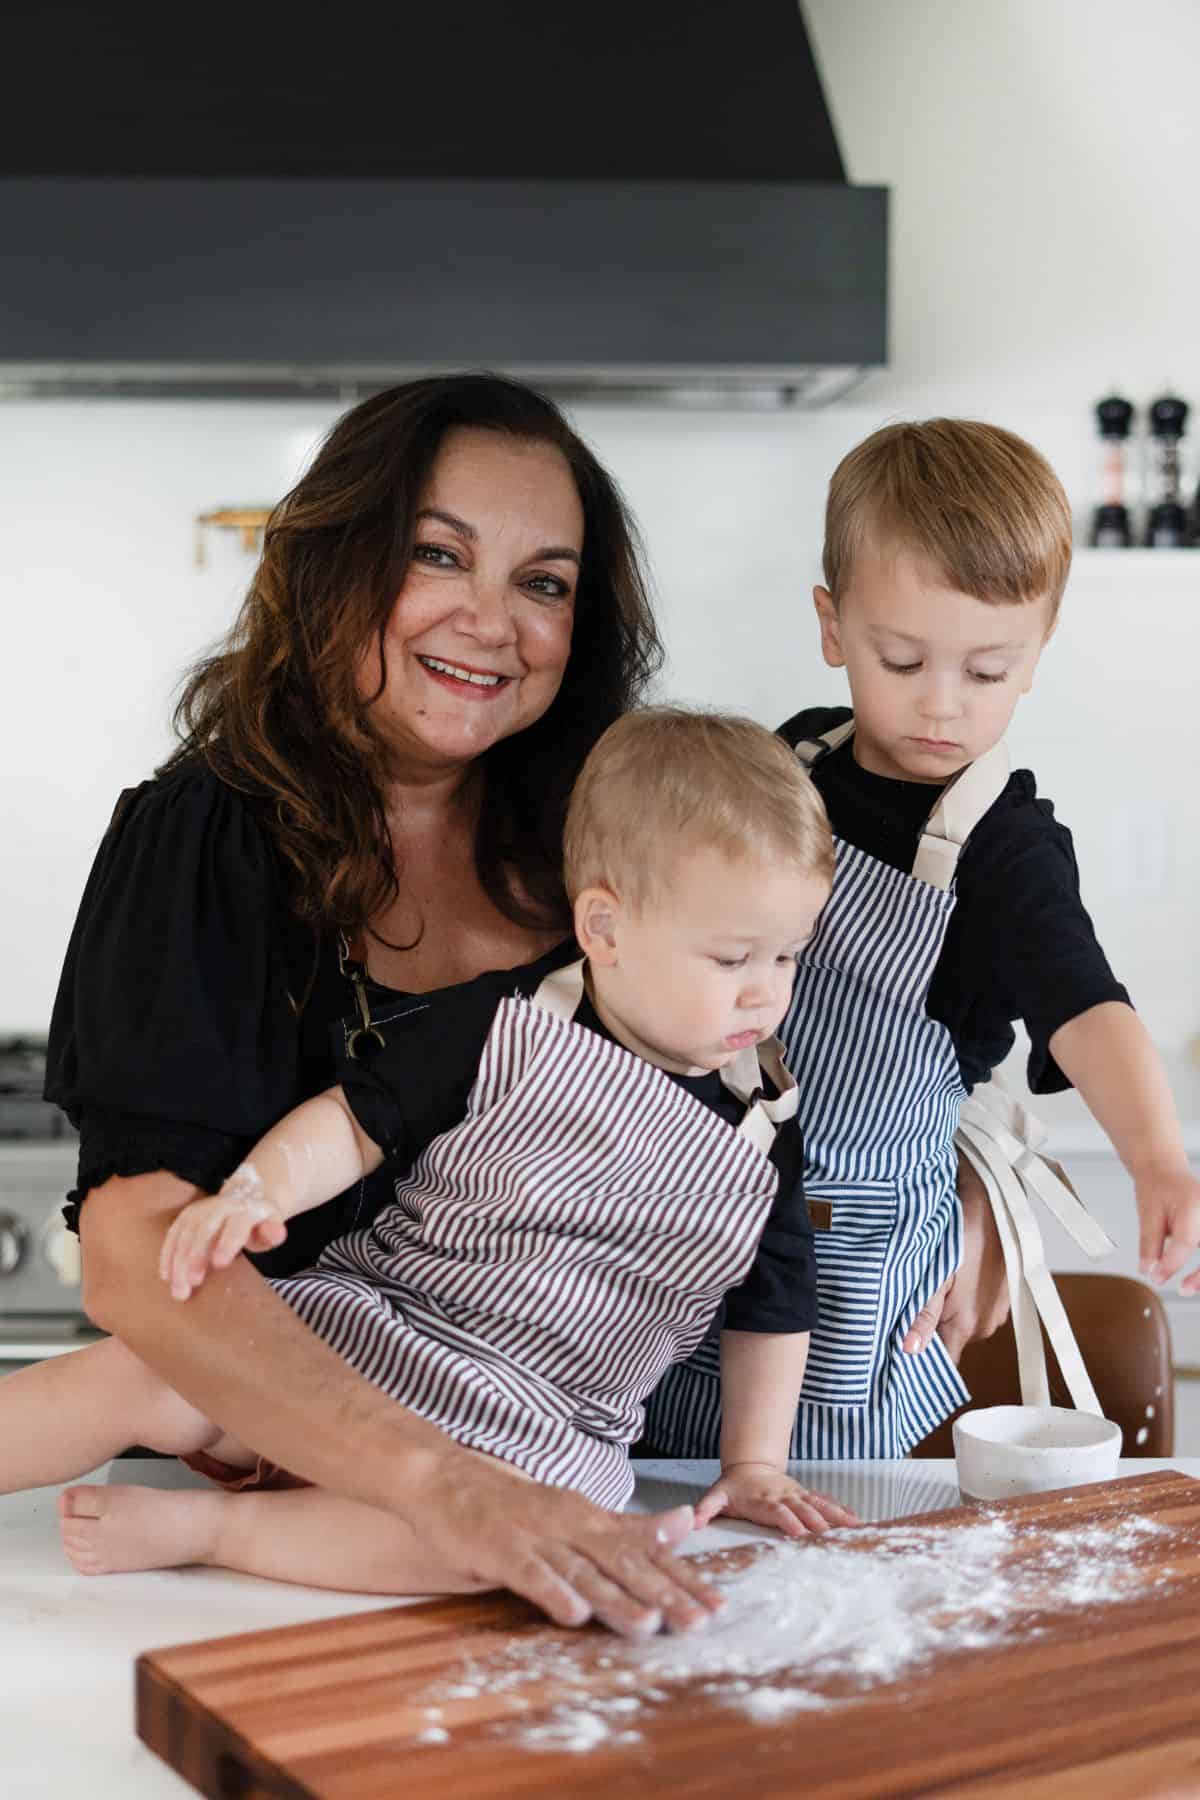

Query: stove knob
[43,1219,82,1287]
[0,1212,28,1275]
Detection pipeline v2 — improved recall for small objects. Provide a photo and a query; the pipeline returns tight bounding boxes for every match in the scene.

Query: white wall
[2,1,1199,1065]
[804,0,1200,421]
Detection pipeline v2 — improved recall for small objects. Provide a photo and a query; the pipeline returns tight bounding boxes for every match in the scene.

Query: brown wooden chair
[912,1272,1174,1458]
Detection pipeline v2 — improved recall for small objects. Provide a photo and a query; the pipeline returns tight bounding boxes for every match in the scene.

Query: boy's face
[814,543,1055,783]
[576,846,830,1076]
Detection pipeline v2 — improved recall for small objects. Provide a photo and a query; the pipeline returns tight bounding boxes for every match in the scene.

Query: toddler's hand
[1136,1165,1200,1294]
[159,1166,288,1300]
[694,1464,859,1538]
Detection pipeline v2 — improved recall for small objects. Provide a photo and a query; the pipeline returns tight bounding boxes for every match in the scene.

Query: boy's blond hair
[824,419,1072,623]
[564,706,834,911]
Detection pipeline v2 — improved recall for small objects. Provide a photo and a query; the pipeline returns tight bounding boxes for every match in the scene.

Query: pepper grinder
[1089,396,1134,547]
[1144,395,1190,547]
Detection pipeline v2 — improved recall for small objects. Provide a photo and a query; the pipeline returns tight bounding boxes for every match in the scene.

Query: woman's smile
[415,653,516,696]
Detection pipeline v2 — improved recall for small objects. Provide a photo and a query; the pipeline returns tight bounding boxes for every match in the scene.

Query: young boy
[647,419,1200,1461]
[3,709,855,1598]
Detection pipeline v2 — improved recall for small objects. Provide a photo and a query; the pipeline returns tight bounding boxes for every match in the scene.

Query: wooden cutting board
[137,1470,1200,1799]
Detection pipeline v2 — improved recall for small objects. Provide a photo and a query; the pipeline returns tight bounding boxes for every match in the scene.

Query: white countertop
[4,1455,1197,1798]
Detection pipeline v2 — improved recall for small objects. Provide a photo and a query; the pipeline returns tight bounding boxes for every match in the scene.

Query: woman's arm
[80,1171,720,1636]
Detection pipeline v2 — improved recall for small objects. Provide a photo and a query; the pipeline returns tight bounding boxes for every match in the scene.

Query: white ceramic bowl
[952,1404,1122,1503]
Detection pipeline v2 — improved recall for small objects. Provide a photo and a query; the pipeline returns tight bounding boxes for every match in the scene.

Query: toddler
[647,420,1200,1460]
[3,709,854,1599]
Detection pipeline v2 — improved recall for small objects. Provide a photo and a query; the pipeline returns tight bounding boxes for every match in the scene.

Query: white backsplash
[2,397,1197,1077]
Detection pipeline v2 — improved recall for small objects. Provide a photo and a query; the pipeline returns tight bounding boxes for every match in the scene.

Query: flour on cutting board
[410,1511,1173,1754]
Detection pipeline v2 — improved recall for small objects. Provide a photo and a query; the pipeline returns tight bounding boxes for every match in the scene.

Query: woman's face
[360,426,584,778]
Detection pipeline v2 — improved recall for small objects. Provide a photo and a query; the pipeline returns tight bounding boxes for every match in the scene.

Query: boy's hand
[1136,1164,1200,1293]
[159,1175,288,1300]
[694,1463,859,1538]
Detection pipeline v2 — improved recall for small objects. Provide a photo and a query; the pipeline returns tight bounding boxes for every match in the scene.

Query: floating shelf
[1072,547,1194,568]
[1070,547,1200,581]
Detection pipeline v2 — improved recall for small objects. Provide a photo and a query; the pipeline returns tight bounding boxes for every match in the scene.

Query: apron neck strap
[531,957,588,1021]
[912,739,1011,890]
[531,960,795,1155]
[791,716,1012,893]
[792,718,856,769]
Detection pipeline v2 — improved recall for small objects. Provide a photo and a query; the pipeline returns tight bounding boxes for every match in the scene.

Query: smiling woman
[37,374,731,1636]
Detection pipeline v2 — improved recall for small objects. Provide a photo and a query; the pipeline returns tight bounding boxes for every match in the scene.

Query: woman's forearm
[81,1171,453,1510]
[78,1173,734,1636]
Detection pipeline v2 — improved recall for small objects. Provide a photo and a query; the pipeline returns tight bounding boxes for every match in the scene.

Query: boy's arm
[692,1331,858,1535]
[160,1085,384,1298]
[1050,1001,1200,1292]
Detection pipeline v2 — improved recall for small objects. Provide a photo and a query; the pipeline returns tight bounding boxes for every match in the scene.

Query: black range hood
[0,2,886,405]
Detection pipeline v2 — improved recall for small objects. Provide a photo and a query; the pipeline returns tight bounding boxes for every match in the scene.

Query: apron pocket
[801,1181,897,1407]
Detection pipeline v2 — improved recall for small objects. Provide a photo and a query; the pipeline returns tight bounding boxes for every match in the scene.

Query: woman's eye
[525,573,572,601]
[413,543,461,568]
[881,658,921,676]
[968,669,1008,685]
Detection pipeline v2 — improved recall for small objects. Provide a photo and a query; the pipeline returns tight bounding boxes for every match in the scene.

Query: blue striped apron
[644,725,1013,1459]
[273,961,794,1508]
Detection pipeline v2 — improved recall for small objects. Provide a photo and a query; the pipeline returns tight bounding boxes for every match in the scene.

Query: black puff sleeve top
[44,762,365,1272]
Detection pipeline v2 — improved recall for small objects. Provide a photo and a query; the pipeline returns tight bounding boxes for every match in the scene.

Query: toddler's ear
[574,887,621,965]
[813,587,846,668]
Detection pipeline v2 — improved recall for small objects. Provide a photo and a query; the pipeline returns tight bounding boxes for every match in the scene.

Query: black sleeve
[953,782,1131,1094]
[44,766,307,1222]
[337,942,578,1169]
[720,1118,819,1333]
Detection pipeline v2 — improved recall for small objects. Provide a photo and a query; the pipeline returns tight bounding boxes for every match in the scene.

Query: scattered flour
[409,1512,1172,1754]
[220,1162,265,1205]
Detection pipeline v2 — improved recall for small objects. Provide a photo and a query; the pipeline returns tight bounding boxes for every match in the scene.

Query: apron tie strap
[956,1080,1114,1417]
[912,740,1012,891]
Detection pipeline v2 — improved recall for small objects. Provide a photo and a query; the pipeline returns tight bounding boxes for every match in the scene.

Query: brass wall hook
[194,507,273,568]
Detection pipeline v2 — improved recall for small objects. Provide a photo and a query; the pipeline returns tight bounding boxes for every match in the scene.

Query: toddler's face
[579,846,830,1076]
[814,543,1054,783]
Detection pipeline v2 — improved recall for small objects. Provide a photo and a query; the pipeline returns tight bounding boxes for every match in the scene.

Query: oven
[0,1040,101,1366]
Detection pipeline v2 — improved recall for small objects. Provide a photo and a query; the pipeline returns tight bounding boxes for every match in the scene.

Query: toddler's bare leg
[58,1483,490,1595]
[0,1336,240,1493]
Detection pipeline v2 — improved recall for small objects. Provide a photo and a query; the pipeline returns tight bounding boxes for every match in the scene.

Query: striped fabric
[274,995,780,1508]
[644,832,972,1460]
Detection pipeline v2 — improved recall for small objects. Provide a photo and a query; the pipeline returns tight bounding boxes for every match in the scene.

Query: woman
[45,374,717,1636]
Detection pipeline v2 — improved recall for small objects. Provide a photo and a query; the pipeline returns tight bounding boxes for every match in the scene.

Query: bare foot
[58,1484,225,1576]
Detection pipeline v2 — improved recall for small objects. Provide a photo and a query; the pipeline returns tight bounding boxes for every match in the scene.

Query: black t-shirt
[342,980,818,1334]
[42,761,578,1275]
[778,707,1131,1094]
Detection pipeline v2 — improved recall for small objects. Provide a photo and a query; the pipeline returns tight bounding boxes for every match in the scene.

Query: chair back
[913,1272,1174,1458]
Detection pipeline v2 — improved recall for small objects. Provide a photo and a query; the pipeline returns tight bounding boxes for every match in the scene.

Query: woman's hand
[159,1172,288,1300]
[903,1152,1010,1361]
[693,1463,859,1538]
[415,1451,725,1637]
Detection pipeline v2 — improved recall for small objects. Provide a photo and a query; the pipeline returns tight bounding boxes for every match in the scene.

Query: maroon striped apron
[272,961,793,1508]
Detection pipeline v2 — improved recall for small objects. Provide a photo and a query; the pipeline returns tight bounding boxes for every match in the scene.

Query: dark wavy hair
[164,374,663,936]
